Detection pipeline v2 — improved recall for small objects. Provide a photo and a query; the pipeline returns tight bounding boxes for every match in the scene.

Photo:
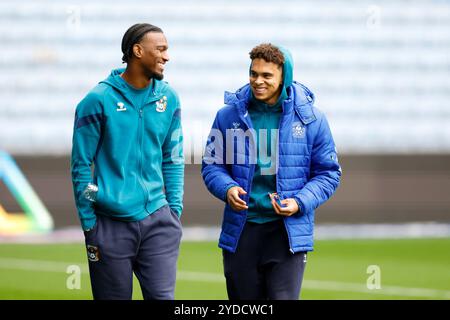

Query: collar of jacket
[100,68,166,108]
[224,82,317,125]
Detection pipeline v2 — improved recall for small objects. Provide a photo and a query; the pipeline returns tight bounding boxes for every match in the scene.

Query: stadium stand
[0,0,449,155]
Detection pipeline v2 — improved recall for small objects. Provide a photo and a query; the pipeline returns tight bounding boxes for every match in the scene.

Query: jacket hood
[100,68,132,92]
[99,68,167,101]
[225,81,315,112]
[278,45,294,89]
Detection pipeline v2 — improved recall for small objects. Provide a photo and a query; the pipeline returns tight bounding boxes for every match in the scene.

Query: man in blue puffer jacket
[202,43,341,300]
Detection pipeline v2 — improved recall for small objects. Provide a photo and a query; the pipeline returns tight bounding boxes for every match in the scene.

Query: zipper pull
[139,109,143,118]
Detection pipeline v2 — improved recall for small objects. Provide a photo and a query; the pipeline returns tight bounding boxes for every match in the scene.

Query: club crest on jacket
[292,122,306,138]
[156,96,168,112]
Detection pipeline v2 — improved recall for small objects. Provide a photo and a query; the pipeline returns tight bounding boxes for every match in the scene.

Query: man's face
[249,58,283,105]
[134,32,169,80]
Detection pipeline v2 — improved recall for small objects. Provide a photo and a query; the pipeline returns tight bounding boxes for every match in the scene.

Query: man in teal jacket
[71,23,184,300]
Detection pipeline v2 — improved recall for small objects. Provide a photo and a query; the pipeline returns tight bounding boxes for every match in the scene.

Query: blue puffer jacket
[201,82,341,253]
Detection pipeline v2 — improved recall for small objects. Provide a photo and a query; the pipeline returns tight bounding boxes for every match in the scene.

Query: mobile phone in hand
[268,192,286,208]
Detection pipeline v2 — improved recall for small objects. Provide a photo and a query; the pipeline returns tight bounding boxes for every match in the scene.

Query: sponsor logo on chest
[116,101,127,112]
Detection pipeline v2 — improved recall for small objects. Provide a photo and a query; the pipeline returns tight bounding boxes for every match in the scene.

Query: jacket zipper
[241,111,255,201]
[137,92,164,212]
[277,106,295,254]
[232,111,256,252]
[137,108,149,209]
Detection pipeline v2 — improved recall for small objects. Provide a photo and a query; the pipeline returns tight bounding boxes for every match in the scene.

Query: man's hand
[270,195,299,217]
[226,186,248,211]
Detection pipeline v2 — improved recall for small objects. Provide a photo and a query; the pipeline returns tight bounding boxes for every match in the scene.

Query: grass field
[0,238,449,300]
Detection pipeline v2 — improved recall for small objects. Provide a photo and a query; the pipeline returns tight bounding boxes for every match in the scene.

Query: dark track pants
[83,205,182,300]
[223,219,307,300]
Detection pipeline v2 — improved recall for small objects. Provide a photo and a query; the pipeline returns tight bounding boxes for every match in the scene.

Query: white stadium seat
[0,0,449,154]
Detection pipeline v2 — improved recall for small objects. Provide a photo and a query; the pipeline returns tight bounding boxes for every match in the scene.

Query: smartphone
[268,192,286,207]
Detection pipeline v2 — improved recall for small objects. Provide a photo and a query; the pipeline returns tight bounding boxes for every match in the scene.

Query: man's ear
[133,44,143,59]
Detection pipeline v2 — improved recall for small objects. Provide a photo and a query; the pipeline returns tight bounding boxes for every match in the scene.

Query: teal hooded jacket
[71,68,184,230]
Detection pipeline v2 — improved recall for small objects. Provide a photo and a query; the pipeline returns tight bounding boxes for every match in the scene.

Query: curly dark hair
[249,43,284,67]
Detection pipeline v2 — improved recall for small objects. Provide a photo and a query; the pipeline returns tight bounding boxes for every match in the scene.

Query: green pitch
[0,238,449,300]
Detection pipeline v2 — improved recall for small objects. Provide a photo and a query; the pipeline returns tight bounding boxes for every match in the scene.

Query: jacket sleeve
[293,114,342,216]
[71,92,104,230]
[162,99,185,217]
[201,112,239,202]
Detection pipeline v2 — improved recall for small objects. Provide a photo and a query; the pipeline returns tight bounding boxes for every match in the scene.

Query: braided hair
[121,23,163,63]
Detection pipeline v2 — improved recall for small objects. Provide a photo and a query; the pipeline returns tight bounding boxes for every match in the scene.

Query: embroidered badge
[156,96,168,112]
[232,122,241,129]
[292,122,306,138]
[86,245,100,262]
[116,102,127,112]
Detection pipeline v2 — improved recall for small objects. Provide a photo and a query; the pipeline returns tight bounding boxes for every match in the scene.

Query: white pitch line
[177,270,225,283]
[0,258,449,299]
[176,271,450,299]
[0,257,89,273]
[301,280,450,299]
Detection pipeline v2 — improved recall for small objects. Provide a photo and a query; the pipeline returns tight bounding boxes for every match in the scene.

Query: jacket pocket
[83,216,99,241]
[169,207,181,222]
[93,184,106,212]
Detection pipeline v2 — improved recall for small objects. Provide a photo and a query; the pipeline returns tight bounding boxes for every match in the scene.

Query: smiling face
[132,31,169,80]
[249,58,283,105]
